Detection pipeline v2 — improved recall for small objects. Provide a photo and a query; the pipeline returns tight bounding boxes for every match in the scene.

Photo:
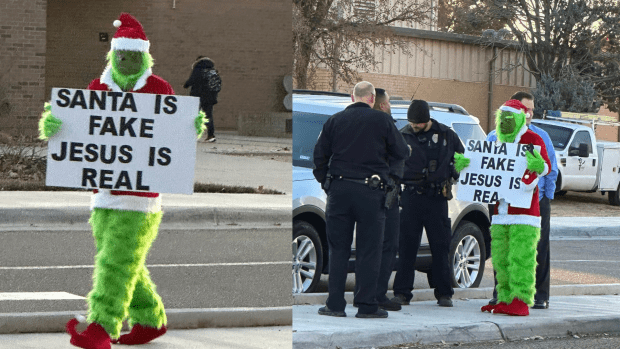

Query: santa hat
[499,99,527,115]
[110,13,150,52]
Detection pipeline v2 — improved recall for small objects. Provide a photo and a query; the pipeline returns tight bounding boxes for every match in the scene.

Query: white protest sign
[456,139,540,208]
[46,88,200,194]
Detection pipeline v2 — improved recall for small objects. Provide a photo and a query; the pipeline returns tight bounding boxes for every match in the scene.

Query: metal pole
[487,46,497,133]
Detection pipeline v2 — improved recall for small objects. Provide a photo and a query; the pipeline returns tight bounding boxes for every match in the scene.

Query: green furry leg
[127,265,167,328]
[490,224,511,303]
[87,208,164,338]
[507,224,540,306]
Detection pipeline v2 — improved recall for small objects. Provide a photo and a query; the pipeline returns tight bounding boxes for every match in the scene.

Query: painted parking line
[0,261,290,271]
[0,292,85,300]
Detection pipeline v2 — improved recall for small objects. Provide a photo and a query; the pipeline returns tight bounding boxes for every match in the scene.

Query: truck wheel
[608,184,620,206]
[293,221,324,293]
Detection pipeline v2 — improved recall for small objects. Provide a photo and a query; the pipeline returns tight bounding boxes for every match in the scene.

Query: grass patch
[0,180,283,194]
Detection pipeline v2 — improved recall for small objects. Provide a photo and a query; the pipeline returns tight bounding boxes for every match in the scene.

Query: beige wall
[313,69,524,134]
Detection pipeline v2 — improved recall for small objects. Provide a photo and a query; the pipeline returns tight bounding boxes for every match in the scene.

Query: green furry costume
[40,13,206,348]
[88,209,166,336]
[457,99,550,316]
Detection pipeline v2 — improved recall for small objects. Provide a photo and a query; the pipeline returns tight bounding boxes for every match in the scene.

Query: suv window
[293,111,329,168]
[569,130,593,154]
[452,123,486,143]
[531,122,573,150]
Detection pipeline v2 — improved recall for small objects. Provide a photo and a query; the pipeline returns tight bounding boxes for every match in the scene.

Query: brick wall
[0,0,47,139]
[2,0,291,138]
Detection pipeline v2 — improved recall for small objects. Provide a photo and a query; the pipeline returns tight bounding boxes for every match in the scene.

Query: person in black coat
[313,81,409,318]
[183,56,221,142]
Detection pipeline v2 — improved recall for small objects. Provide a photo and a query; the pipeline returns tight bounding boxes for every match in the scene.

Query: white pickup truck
[531,115,620,206]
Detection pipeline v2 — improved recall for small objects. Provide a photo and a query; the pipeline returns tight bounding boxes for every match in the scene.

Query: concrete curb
[0,306,292,334]
[291,315,620,349]
[0,206,291,226]
[293,284,620,305]
[550,217,620,237]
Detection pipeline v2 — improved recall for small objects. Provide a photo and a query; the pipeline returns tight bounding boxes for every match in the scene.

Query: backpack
[202,69,222,93]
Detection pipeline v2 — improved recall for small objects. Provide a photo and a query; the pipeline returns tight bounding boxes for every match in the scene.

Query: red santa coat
[88,66,174,213]
[492,124,551,228]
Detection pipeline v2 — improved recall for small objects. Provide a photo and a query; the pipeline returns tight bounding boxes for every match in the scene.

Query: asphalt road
[315,237,620,292]
[0,222,290,312]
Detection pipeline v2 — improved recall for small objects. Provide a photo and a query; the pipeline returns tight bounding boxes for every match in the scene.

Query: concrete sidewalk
[293,291,620,349]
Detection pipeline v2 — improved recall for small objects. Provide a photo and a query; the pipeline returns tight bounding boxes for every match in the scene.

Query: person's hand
[38,102,62,140]
[526,149,545,174]
[453,152,470,173]
[194,110,207,139]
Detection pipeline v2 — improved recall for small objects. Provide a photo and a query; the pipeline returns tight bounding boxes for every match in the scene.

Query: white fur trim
[514,124,528,144]
[492,214,541,228]
[111,37,150,52]
[522,176,539,192]
[91,190,161,213]
[497,199,509,215]
[499,106,523,114]
[99,65,152,92]
[541,163,549,177]
[133,68,152,91]
[100,65,122,92]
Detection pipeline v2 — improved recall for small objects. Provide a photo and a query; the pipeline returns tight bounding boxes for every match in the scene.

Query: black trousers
[325,180,386,314]
[355,202,399,302]
[492,196,551,301]
[393,190,454,301]
[200,100,215,137]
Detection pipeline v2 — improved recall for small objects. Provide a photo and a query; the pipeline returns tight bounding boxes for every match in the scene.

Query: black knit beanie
[407,100,430,123]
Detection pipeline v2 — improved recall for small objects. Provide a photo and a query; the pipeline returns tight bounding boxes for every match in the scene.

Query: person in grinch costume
[39,13,206,348]
[456,99,550,316]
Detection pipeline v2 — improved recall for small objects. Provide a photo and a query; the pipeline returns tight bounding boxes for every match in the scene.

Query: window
[293,111,331,169]
[569,130,592,154]
[531,122,573,150]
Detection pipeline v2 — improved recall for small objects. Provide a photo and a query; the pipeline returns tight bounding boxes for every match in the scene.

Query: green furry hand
[526,149,545,174]
[453,152,471,173]
[194,111,207,139]
[38,102,62,140]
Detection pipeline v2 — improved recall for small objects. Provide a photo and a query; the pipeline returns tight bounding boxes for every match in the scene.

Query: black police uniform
[313,102,409,315]
[393,119,464,302]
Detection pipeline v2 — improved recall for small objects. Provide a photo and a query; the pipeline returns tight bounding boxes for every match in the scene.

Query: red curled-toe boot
[66,318,111,349]
[113,323,167,345]
[501,298,529,316]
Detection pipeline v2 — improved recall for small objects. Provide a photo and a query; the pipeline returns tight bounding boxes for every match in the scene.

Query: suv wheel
[449,221,486,288]
[293,221,323,293]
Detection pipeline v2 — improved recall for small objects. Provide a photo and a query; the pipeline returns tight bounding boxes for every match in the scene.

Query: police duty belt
[332,174,384,190]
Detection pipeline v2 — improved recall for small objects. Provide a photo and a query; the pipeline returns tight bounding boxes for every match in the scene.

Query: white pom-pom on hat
[113,20,122,28]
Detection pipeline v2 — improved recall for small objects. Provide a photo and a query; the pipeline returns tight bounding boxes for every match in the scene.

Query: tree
[293,0,430,90]
[447,0,620,112]
[437,0,507,35]
[531,72,602,117]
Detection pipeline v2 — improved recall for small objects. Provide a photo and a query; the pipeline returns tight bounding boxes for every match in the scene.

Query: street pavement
[293,217,620,348]
[0,326,292,348]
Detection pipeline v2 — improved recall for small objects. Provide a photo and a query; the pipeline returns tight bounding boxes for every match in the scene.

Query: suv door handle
[592,159,596,166]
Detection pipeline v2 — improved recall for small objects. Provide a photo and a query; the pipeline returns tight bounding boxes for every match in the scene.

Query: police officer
[391,100,464,307]
[371,88,405,311]
[313,81,409,318]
